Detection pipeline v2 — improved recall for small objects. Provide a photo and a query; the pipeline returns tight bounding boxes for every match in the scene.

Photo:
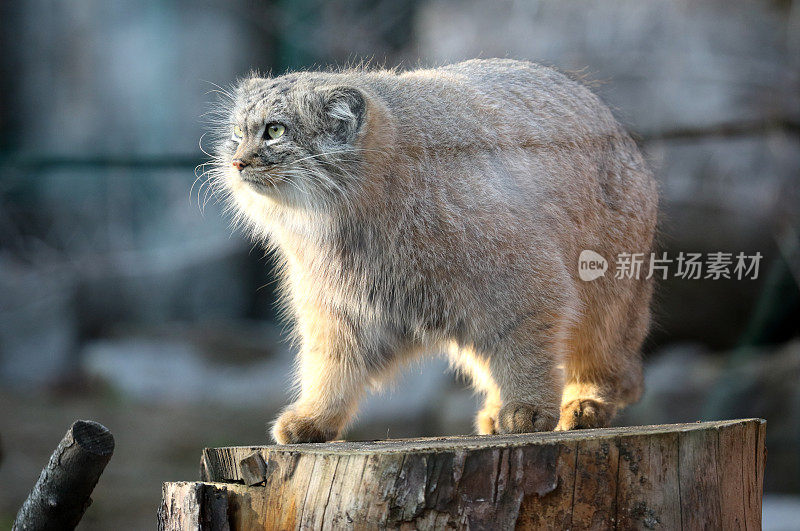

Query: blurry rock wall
[0,0,278,386]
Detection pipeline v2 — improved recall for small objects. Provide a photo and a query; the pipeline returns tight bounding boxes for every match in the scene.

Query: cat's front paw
[497,401,558,433]
[271,409,338,444]
[475,399,502,435]
[475,408,499,435]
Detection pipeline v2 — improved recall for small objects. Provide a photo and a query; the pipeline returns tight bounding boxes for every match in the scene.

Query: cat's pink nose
[232,159,249,171]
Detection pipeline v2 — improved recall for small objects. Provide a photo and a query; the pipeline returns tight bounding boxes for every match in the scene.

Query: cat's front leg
[271,311,371,444]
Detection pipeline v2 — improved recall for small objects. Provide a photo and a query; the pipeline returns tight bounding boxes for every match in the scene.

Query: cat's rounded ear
[317,86,367,143]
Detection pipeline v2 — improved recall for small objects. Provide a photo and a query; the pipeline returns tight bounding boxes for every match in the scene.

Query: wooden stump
[159,419,766,530]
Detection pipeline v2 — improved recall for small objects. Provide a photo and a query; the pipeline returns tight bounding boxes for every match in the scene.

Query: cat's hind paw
[556,398,615,431]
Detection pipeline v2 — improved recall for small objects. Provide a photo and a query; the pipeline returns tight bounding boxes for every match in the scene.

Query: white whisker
[198,133,216,159]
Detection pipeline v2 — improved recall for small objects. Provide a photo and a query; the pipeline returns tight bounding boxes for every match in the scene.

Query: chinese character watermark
[578,250,762,281]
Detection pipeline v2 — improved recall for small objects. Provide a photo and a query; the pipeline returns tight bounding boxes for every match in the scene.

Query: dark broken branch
[13,420,115,531]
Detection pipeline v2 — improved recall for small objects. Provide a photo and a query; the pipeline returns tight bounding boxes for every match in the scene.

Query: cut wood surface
[160,419,766,530]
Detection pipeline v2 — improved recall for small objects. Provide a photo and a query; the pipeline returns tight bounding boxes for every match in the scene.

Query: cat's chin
[240,176,307,207]
[244,181,278,196]
[238,170,279,195]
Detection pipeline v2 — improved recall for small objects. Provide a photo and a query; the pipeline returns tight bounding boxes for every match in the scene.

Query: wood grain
[161,419,766,530]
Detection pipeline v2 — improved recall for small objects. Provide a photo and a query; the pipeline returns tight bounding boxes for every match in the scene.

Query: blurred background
[0,0,798,528]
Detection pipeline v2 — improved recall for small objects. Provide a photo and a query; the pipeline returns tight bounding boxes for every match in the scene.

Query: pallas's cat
[208,59,657,443]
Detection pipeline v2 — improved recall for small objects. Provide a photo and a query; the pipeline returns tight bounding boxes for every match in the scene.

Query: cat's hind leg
[485,315,567,434]
[557,285,650,431]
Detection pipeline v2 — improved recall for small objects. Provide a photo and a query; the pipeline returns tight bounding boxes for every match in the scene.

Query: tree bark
[13,420,115,531]
[160,418,765,530]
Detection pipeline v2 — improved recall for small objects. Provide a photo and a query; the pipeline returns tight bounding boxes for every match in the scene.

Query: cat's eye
[266,123,285,140]
[232,125,244,139]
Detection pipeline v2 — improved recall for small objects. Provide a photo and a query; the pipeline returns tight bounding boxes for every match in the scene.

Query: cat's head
[210,73,376,212]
